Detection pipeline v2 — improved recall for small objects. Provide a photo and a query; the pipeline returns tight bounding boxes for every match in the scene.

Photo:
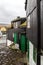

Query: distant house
[0,24,11,31]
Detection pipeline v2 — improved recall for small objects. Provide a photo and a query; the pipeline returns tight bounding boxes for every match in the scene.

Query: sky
[0,0,26,24]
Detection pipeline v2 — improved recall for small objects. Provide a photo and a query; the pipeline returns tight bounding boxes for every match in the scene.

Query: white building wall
[28,41,36,65]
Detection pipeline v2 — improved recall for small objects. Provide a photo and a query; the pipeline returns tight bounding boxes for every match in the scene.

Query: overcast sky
[0,0,26,24]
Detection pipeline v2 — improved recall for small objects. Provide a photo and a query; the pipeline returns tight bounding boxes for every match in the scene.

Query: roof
[11,17,26,23]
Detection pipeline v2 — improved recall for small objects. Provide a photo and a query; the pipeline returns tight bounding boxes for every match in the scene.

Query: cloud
[0,0,26,24]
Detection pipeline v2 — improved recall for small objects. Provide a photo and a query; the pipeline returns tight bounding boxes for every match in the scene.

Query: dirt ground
[0,47,27,65]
